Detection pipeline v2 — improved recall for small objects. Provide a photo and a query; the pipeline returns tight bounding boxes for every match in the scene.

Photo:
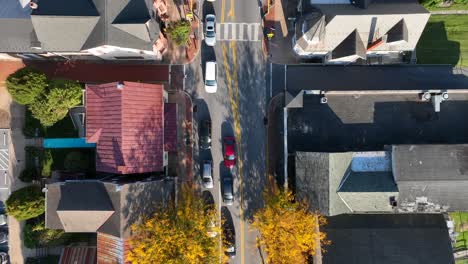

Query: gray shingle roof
[46,179,174,238]
[393,144,468,181]
[31,15,100,51]
[394,144,468,212]
[296,151,398,215]
[47,181,115,232]
[323,214,455,264]
[0,0,159,52]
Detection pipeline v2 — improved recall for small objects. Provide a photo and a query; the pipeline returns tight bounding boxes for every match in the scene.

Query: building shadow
[416,21,461,66]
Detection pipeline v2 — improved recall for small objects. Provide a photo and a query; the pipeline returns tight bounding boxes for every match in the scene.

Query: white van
[205,61,217,93]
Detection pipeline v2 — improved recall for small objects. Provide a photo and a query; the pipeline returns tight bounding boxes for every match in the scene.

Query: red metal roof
[97,232,131,264]
[86,82,164,174]
[59,246,97,264]
[164,103,177,152]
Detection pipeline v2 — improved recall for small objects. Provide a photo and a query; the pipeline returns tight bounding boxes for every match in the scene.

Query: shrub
[6,68,48,105]
[19,168,38,183]
[41,150,53,177]
[29,79,82,127]
[24,218,66,248]
[6,186,45,221]
[166,20,191,46]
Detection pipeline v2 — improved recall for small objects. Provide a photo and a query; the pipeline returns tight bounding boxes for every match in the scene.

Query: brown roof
[86,82,165,174]
[164,103,177,152]
[59,246,97,264]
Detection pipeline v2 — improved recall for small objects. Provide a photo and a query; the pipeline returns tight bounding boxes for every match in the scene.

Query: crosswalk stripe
[239,23,245,41]
[216,23,261,42]
[224,23,230,40]
[231,22,237,40]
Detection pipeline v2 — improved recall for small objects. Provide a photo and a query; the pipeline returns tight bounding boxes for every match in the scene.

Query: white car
[205,14,216,46]
[202,160,213,189]
[204,61,217,93]
[0,215,6,226]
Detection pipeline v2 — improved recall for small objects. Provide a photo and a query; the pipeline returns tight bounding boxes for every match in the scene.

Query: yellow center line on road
[229,40,246,264]
[228,0,235,18]
[222,41,245,264]
[221,0,226,23]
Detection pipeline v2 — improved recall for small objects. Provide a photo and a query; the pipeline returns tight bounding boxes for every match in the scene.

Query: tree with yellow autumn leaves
[126,185,220,264]
[252,190,330,264]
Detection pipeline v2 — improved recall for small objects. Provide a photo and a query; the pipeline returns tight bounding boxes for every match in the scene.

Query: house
[293,0,430,64]
[394,144,468,213]
[295,151,398,216]
[46,179,175,263]
[85,81,177,175]
[322,214,455,264]
[1,0,163,60]
[295,144,468,215]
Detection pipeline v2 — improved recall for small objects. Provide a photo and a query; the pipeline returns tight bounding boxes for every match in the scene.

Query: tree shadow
[234,42,267,221]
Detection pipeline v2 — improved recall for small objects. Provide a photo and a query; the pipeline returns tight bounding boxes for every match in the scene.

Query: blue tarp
[43,138,96,149]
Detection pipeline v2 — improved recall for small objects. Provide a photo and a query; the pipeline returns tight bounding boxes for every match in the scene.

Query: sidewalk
[266,93,284,193]
[263,0,301,64]
[0,83,36,264]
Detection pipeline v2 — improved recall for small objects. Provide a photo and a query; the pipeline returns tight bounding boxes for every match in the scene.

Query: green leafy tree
[127,184,220,264]
[252,191,330,264]
[23,218,66,248]
[29,79,82,127]
[6,186,45,221]
[6,68,48,105]
[166,20,191,46]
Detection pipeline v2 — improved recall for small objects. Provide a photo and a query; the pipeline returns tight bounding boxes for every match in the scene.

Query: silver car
[205,14,216,46]
[202,161,213,189]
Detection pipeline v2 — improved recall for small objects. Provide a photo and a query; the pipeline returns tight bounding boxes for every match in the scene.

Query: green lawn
[420,0,468,10]
[450,212,468,251]
[416,15,468,67]
[457,259,468,264]
[424,3,468,10]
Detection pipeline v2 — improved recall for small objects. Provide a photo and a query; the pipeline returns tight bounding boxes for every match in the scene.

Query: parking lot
[288,93,468,152]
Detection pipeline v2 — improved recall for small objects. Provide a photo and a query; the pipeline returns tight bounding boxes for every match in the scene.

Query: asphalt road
[183,0,267,263]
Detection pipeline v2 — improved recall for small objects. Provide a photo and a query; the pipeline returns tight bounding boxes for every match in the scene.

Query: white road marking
[231,22,237,41]
[217,23,261,42]
[223,23,230,40]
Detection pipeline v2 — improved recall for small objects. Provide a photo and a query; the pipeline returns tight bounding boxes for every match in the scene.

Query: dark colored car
[200,120,212,150]
[223,136,236,169]
[222,174,234,205]
[222,207,236,258]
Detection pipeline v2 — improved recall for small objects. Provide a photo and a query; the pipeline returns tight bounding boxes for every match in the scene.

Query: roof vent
[29,1,38,9]
[320,96,328,104]
[421,92,431,101]
[117,81,124,90]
